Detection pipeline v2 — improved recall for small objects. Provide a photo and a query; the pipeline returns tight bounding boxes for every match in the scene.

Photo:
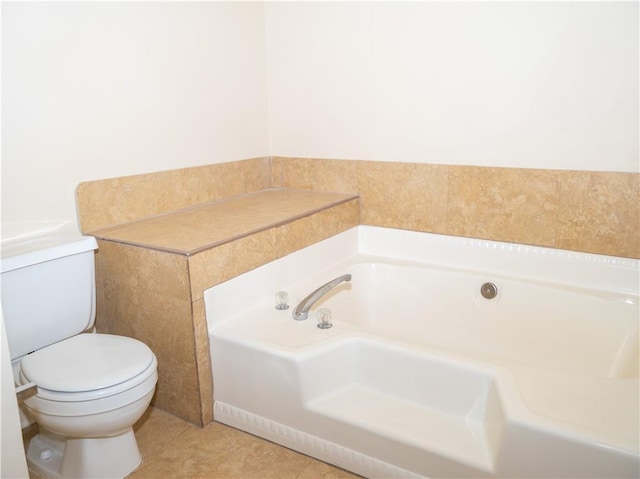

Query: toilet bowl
[1,234,159,478]
[19,333,158,479]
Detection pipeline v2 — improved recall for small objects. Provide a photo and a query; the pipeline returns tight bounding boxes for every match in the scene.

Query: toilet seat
[20,333,156,402]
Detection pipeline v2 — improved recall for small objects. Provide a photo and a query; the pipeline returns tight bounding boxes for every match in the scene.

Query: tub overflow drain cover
[481,282,498,299]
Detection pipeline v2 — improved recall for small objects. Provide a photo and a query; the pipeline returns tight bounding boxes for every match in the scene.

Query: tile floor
[23,407,362,479]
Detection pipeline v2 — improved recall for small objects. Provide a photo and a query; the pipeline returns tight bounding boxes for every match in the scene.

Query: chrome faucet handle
[292,274,351,320]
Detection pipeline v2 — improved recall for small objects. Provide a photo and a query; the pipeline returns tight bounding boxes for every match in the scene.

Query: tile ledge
[89,189,359,256]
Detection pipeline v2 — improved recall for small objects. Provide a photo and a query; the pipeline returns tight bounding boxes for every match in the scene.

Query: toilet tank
[1,235,99,361]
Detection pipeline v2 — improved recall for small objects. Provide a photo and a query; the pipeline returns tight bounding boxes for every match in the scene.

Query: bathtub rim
[206,226,639,331]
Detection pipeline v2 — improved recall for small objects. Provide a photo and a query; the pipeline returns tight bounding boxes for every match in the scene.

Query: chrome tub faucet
[292,274,352,320]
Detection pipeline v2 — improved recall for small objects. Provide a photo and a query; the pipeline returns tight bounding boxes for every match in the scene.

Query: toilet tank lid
[0,235,98,274]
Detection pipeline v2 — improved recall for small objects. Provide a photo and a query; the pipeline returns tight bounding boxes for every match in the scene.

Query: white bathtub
[205,226,639,478]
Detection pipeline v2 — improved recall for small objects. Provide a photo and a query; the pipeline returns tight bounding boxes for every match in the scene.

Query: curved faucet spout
[292,274,352,321]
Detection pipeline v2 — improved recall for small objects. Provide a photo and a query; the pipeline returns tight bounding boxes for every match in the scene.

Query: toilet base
[27,428,143,479]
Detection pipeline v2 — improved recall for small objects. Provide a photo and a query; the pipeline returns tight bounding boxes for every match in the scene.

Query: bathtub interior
[300,338,506,473]
[209,254,638,380]
[328,260,638,379]
[205,226,639,478]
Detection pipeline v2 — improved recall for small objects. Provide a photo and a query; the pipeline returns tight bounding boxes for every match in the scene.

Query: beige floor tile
[22,407,360,479]
[131,421,307,478]
[129,408,361,479]
[297,459,363,479]
[134,407,192,457]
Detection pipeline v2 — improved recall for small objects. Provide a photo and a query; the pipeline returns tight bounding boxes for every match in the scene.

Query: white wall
[266,1,639,172]
[2,1,639,240]
[1,1,269,239]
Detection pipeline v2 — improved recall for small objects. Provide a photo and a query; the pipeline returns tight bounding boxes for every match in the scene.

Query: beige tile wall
[77,157,271,232]
[556,171,639,256]
[191,299,214,425]
[79,155,638,258]
[273,157,640,259]
[93,240,204,424]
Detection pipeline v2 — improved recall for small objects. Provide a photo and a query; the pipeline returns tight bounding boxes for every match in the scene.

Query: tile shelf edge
[88,189,359,256]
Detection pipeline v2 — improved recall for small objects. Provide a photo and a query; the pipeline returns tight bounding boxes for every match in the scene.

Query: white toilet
[1,234,158,479]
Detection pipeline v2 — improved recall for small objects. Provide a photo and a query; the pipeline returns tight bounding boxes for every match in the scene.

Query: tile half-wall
[77,157,272,232]
[273,157,639,259]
